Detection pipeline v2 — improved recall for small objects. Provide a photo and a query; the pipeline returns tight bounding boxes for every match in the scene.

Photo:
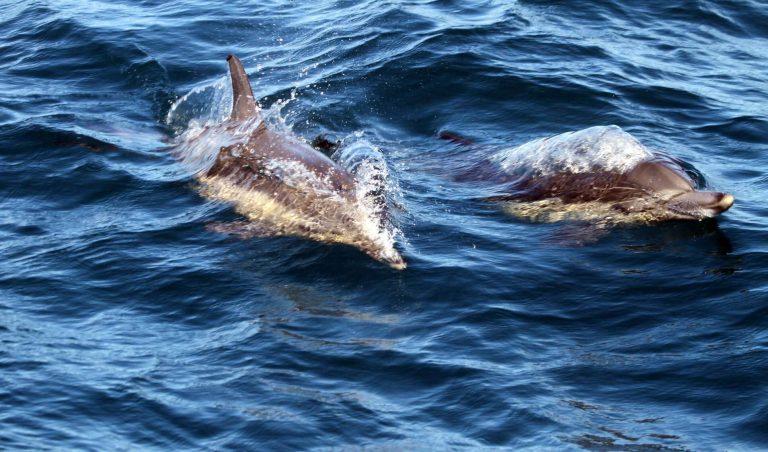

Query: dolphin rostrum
[452,126,734,225]
[179,54,406,269]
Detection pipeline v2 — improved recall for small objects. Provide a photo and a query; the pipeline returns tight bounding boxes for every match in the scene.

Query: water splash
[493,125,653,176]
[335,137,404,263]
[167,78,292,176]
[166,76,233,134]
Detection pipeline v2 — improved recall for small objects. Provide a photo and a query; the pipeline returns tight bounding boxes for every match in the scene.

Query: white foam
[336,139,403,261]
[493,125,653,176]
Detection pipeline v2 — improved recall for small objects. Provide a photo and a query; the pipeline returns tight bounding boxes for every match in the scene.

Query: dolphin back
[227,54,259,121]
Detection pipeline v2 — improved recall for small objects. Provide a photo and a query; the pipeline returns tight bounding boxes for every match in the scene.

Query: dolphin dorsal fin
[226,54,259,121]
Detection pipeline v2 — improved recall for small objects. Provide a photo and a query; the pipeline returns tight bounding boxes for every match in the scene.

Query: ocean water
[2,0,767,449]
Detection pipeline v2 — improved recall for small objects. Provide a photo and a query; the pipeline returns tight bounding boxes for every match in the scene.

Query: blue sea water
[2,0,767,449]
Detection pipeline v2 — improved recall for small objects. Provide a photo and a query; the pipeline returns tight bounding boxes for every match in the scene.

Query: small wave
[695,115,768,145]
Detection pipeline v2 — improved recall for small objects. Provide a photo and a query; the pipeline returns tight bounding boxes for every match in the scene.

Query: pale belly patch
[499,198,669,225]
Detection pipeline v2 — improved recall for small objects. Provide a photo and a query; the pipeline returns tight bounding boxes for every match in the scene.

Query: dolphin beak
[703,192,735,215]
[719,193,735,211]
[386,254,407,270]
[375,249,406,270]
[667,191,734,219]
[390,260,407,270]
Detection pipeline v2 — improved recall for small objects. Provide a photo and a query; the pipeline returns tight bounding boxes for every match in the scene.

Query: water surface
[2,1,767,449]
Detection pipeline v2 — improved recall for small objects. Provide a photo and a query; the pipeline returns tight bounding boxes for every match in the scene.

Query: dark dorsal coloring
[227,54,258,121]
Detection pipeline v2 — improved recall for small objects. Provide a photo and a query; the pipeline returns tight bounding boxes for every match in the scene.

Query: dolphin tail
[227,54,259,121]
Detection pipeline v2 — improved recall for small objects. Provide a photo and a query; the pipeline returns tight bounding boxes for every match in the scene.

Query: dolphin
[450,126,734,224]
[177,54,405,269]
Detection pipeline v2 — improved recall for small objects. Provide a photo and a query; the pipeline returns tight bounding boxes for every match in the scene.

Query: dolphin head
[625,159,734,220]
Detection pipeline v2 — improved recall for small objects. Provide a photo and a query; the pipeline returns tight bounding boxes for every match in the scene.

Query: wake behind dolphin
[172,55,406,269]
[451,126,734,225]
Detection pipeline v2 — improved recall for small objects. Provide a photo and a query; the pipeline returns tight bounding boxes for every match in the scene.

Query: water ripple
[1,0,767,449]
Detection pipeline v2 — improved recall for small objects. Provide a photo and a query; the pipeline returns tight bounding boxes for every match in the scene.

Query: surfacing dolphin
[176,55,406,269]
[450,126,733,225]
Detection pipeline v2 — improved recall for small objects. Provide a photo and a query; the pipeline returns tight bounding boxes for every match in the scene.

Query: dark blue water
[2,1,767,449]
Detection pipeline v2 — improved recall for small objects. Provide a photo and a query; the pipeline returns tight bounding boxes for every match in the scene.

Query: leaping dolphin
[449,126,734,225]
[177,55,406,269]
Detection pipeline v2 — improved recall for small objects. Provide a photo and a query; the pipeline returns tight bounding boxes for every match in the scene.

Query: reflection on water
[262,282,402,350]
